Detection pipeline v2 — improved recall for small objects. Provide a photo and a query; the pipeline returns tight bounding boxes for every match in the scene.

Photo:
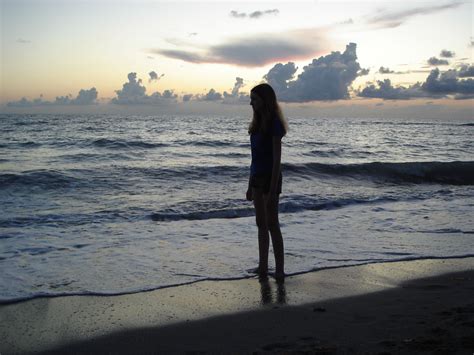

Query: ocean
[1,113,473,303]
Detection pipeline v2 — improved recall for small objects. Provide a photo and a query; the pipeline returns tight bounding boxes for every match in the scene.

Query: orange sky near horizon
[1,0,473,117]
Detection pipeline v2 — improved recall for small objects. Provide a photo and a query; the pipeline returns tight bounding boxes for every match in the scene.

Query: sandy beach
[1,257,473,354]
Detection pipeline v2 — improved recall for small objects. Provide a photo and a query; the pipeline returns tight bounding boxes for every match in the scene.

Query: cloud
[184,77,249,104]
[421,67,474,95]
[52,88,99,105]
[249,9,279,19]
[230,10,246,18]
[156,49,204,64]
[182,94,193,102]
[358,79,425,100]
[149,71,165,83]
[231,77,244,96]
[428,57,449,65]
[379,66,394,74]
[358,67,474,100]
[72,88,99,104]
[7,88,98,107]
[440,49,455,58]
[112,72,145,104]
[150,26,328,67]
[111,72,177,105]
[222,77,250,104]
[162,90,176,99]
[263,43,363,102]
[457,64,474,77]
[7,95,49,107]
[338,18,354,25]
[210,37,319,66]
[196,88,223,101]
[364,2,462,29]
[149,71,158,81]
[230,9,279,19]
[263,62,298,97]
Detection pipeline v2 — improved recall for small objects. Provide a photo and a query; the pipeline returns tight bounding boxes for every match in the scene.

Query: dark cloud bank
[379,66,395,74]
[7,72,177,107]
[264,43,366,102]
[150,24,327,67]
[7,88,98,107]
[148,71,164,83]
[195,77,249,104]
[111,72,177,105]
[440,49,455,58]
[6,44,474,108]
[154,36,322,67]
[428,57,449,66]
[359,66,474,100]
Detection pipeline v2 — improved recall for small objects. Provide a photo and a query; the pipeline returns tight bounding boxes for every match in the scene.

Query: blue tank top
[250,118,285,176]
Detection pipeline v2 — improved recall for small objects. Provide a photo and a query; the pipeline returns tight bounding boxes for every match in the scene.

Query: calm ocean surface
[1,113,473,303]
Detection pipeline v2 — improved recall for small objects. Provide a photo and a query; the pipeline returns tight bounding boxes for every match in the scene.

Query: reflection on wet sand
[259,276,287,305]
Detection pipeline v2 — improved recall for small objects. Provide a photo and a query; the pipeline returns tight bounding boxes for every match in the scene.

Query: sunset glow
[1,0,473,118]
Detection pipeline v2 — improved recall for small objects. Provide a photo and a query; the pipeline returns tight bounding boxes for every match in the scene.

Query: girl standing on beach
[246,83,288,282]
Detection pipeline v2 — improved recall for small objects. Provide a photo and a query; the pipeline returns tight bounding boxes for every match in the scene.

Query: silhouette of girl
[246,83,288,281]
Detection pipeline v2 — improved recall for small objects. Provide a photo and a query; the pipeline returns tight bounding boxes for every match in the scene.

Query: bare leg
[253,187,269,275]
[265,193,284,279]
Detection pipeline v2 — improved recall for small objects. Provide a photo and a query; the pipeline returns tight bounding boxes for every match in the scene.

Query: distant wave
[122,160,474,186]
[0,193,427,226]
[0,141,42,148]
[90,138,244,149]
[89,138,168,149]
[0,170,80,190]
[1,138,169,150]
[176,140,248,148]
[3,161,471,192]
[303,148,374,158]
[283,161,474,185]
[359,121,474,127]
[150,195,404,222]
[151,207,253,221]
[120,164,245,180]
[0,209,130,228]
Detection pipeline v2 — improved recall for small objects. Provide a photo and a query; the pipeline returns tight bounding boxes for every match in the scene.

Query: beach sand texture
[1,257,473,354]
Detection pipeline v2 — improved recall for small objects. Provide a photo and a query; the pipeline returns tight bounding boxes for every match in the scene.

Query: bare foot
[274,271,285,282]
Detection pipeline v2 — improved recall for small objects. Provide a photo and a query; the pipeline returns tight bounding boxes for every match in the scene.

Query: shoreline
[2,254,474,306]
[1,257,473,354]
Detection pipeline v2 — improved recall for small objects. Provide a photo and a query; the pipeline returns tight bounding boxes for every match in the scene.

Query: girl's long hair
[248,83,288,136]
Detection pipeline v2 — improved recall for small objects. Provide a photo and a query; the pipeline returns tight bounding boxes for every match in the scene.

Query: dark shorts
[250,172,282,194]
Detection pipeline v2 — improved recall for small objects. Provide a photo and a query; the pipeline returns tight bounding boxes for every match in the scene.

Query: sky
[1,0,473,119]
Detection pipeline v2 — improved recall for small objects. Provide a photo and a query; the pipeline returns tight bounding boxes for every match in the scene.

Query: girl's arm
[269,136,282,194]
[246,173,253,201]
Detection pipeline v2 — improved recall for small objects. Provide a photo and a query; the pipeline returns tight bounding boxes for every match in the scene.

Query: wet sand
[1,257,473,354]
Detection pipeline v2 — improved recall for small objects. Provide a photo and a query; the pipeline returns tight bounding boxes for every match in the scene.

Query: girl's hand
[246,188,253,201]
[265,192,277,208]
